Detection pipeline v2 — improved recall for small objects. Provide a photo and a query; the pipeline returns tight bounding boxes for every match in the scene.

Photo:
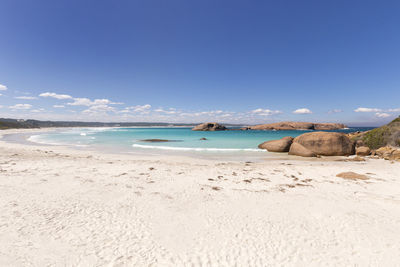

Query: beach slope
[0,129,400,266]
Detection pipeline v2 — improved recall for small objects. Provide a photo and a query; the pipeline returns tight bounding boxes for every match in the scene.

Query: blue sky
[0,0,399,126]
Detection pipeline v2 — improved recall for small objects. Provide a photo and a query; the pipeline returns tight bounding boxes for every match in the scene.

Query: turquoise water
[28,127,373,155]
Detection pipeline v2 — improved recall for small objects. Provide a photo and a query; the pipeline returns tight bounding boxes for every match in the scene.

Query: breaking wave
[132,144,263,152]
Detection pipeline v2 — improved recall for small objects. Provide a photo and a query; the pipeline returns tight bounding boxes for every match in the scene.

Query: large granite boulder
[291,132,355,156]
[288,142,316,157]
[192,123,227,131]
[258,136,294,152]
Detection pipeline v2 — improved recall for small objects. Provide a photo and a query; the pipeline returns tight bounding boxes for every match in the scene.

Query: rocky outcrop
[356,146,371,156]
[374,146,400,161]
[248,121,346,131]
[258,137,293,152]
[288,142,316,157]
[192,123,227,131]
[352,116,400,149]
[289,132,355,157]
[314,123,347,130]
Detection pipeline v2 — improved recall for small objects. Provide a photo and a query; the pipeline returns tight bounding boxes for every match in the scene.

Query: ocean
[26,127,373,159]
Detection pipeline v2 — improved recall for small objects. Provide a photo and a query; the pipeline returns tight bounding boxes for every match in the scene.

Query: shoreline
[0,128,399,265]
[0,127,362,163]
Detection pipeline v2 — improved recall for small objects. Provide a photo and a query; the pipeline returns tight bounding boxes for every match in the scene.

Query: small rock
[336,172,369,180]
[352,156,366,161]
[356,146,371,156]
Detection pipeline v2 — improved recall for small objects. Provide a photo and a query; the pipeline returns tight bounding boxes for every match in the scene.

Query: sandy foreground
[0,129,399,266]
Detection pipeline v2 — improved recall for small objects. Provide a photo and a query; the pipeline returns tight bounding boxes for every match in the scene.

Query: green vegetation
[360,116,400,149]
[389,116,400,124]
[362,126,391,149]
[0,121,25,130]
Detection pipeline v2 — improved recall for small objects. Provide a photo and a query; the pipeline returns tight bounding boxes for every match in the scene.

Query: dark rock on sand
[192,123,227,131]
[200,137,207,140]
[258,137,294,152]
[336,172,369,180]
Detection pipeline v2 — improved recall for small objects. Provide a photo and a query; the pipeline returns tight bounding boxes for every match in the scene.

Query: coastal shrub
[390,116,400,124]
[362,126,391,149]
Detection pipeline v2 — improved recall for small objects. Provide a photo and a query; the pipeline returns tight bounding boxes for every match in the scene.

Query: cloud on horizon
[354,107,382,112]
[375,112,391,118]
[9,104,32,110]
[15,96,38,100]
[0,84,7,91]
[251,108,282,116]
[293,108,312,114]
[39,92,72,99]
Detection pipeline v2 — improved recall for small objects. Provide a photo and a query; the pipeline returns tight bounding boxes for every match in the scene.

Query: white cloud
[354,107,382,113]
[39,92,72,99]
[388,108,400,112]
[328,109,342,114]
[31,108,45,113]
[15,96,38,100]
[251,108,282,116]
[0,84,7,91]
[82,104,116,114]
[121,104,152,113]
[133,104,151,112]
[53,105,65,108]
[67,98,121,106]
[67,97,93,106]
[375,112,391,118]
[9,104,32,110]
[293,108,312,114]
[155,108,177,114]
[0,93,2,96]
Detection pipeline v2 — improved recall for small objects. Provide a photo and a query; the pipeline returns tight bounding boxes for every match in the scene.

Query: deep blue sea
[27,127,373,157]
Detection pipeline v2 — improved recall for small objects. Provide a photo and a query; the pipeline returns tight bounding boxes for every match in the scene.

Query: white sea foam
[132,144,263,152]
[27,135,88,147]
[80,133,87,136]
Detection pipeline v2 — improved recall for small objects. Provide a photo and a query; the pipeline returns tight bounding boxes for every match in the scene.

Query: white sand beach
[1,129,400,266]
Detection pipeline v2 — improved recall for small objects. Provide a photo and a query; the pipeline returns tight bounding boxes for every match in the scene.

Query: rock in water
[140,139,180,142]
[248,121,346,130]
[288,142,316,157]
[356,146,371,156]
[258,136,294,152]
[192,123,227,131]
[291,132,355,156]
